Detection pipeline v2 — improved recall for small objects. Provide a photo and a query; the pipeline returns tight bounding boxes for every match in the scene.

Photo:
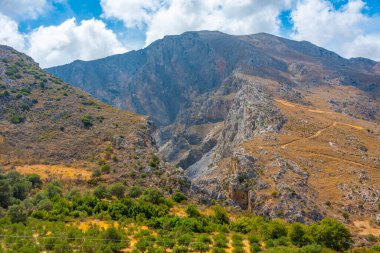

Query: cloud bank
[0,0,380,67]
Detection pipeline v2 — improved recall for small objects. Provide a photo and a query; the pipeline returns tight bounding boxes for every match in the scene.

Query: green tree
[311,218,352,251]
[0,180,11,208]
[45,181,63,199]
[8,204,29,223]
[128,186,142,198]
[289,222,309,246]
[25,174,42,188]
[185,204,201,218]
[141,189,165,205]
[93,185,110,199]
[267,219,288,239]
[212,205,230,224]
[109,183,126,199]
[172,191,187,203]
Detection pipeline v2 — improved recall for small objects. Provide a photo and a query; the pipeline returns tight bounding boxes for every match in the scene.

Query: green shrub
[250,243,262,253]
[149,155,160,167]
[10,114,25,124]
[128,186,143,198]
[214,233,228,248]
[177,233,192,246]
[233,247,245,253]
[212,205,230,224]
[100,164,111,174]
[141,189,166,205]
[92,169,101,178]
[172,191,187,203]
[81,115,93,128]
[173,245,189,253]
[289,222,309,246]
[310,218,352,251]
[185,204,201,218]
[193,242,209,252]
[267,219,288,239]
[299,244,322,253]
[198,234,212,244]
[109,183,126,199]
[93,185,110,199]
[25,174,42,188]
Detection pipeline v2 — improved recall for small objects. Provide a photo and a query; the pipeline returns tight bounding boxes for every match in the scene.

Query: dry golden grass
[242,86,380,224]
[75,220,119,232]
[15,164,92,180]
[353,220,380,236]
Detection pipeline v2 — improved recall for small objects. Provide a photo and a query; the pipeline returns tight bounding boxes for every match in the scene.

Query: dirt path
[298,150,379,170]
[281,122,337,149]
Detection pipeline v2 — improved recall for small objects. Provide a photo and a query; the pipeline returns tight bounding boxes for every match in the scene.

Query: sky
[0,0,380,68]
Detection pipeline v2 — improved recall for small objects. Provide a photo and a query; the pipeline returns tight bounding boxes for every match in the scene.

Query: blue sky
[0,0,379,67]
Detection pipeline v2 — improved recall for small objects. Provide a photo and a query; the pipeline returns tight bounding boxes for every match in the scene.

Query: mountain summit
[46,31,380,226]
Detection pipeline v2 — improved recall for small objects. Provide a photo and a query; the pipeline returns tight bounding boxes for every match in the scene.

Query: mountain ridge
[45,31,380,227]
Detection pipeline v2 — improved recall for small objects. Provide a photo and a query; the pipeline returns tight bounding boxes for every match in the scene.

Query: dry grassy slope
[0,46,183,190]
[234,78,380,234]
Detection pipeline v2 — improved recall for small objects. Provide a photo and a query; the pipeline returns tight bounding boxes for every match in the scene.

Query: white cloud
[0,0,48,20]
[0,14,25,51]
[101,0,292,46]
[100,0,164,28]
[27,18,128,67]
[343,34,380,60]
[291,0,380,61]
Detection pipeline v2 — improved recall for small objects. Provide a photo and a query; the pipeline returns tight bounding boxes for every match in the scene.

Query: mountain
[0,45,183,191]
[46,31,380,228]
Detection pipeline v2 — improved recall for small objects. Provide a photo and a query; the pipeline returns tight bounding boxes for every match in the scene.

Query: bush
[233,247,245,253]
[172,191,187,203]
[109,183,126,199]
[193,242,209,252]
[250,243,261,253]
[128,186,142,198]
[173,245,189,253]
[214,233,228,248]
[141,189,166,205]
[177,233,192,246]
[232,234,243,247]
[267,219,288,239]
[45,181,62,199]
[212,205,230,225]
[8,204,29,223]
[149,155,160,168]
[299,244,322,253]
[311,218,352,251]
[93,185,110,199]
[92,169,101,178]
[100,164,111,174]
[289,222,309,246]
[185,204,201,218]
[81,115,93,128]
[37,199,53,211]
[10,114,25,124]
[199,234,212,244]
[25,174,42,188]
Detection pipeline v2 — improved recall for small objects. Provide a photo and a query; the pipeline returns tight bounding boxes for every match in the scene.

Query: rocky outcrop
[215,79,286,160]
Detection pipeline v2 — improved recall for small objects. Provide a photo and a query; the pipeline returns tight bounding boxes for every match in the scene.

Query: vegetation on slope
[0,171,370,253]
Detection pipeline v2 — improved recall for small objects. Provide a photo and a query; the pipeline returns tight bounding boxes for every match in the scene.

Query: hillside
[47,31,380,231]
[0,45,183,191]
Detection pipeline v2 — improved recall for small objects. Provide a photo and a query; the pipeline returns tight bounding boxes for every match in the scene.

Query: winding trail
[281,122,337,149]
[299,150,379,170]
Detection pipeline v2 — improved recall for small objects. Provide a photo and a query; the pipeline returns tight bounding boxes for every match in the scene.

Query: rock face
[46,31,380,223]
